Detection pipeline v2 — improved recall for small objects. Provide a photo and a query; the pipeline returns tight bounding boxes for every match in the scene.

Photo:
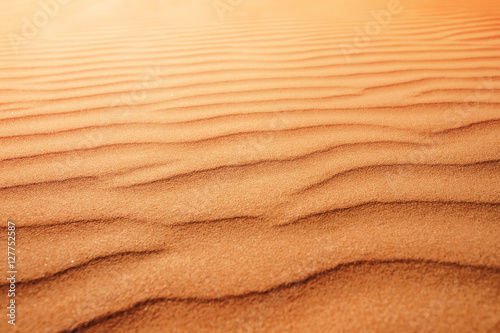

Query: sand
[0,0,499,332]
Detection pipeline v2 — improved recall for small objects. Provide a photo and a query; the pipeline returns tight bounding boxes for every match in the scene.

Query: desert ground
[0,0,499,332]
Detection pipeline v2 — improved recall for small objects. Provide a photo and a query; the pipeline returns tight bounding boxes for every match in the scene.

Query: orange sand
[0,0,499,332]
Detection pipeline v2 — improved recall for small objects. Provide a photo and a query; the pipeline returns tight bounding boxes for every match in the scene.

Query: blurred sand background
[0,0,499,332]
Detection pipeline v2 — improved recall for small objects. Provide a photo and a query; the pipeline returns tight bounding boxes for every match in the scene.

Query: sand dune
[0,0,499,332]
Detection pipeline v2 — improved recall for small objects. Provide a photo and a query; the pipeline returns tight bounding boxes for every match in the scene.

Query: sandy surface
[0,0,499,332]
